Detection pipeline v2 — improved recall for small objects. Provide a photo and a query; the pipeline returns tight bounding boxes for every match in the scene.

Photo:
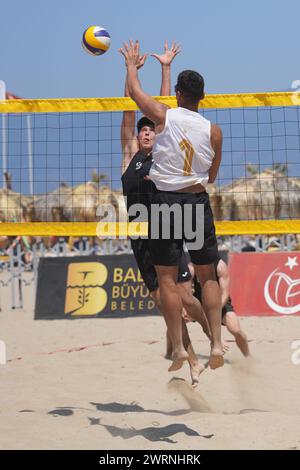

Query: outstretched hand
[151,40,181,66]
[119,39,147,69]
[136,53,147,70]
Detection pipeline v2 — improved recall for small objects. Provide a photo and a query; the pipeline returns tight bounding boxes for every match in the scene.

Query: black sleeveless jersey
[121,151,156,222]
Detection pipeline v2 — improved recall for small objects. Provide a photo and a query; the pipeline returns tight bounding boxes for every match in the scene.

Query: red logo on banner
[229,253,300,316]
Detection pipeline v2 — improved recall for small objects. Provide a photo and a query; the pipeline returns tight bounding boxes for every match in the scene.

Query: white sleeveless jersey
[149,107,215,191]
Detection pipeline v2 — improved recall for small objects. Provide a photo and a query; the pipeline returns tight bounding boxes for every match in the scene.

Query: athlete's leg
[153,288,204,383]
[165,329,173,360]
[181,319,205,387]
[177,279,211,340]
[193,264,224,369]
[177,280,207,385]
[164,315,205,385]
[176,257,211,339]
[151,288,173,359]
[187,192,223,369]
[151,275,205,375]
[154,265,188,372]
[223,311,250,357]
[187,262,195,278]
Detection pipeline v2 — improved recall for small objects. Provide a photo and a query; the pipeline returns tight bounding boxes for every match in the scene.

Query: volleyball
[82,26,111,56]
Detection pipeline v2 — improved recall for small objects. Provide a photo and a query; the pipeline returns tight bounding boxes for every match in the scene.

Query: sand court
[1,278,300,450]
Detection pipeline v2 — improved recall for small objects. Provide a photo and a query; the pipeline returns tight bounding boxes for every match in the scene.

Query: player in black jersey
[121,42,211,385]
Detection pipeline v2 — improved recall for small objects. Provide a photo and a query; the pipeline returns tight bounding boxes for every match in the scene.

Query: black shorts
[149,190,218,266]
[131,238,192,292]
[221,297,235,323]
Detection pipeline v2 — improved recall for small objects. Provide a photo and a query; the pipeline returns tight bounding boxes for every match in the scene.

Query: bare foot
[189,360,205,388]
[234,332,250,357]
[168,350,189,372]
[209,348,224,370]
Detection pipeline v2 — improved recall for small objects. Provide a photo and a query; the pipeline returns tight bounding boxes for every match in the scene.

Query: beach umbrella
[0,188,31,222]
[219,169,300,220]
[31,184,73,222]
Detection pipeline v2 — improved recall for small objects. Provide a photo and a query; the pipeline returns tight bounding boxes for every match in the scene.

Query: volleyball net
[0,92,299,236]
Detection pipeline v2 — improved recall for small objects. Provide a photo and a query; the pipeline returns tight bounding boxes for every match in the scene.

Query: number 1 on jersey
[179,139,194,176]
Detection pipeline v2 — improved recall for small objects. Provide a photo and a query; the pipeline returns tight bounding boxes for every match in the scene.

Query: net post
[0,80,7,189]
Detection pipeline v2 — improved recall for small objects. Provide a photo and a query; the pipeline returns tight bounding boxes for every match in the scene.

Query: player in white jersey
[119,40,223,372]
[121,42,212,385]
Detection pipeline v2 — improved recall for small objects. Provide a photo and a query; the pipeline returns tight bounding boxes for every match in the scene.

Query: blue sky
[0,0,299,198]
[0,0,299,98]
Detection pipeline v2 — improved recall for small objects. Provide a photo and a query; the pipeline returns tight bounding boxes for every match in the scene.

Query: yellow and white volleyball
[82,26,111,56]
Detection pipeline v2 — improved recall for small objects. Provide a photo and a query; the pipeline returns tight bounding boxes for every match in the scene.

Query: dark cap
[137,116,155,133]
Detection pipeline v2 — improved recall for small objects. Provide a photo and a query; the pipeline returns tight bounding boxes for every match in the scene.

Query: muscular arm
[208,124,222,183]
[152,41,181,97]
[155,40,181,104]
[120,77,138,174]
[120,40,180,150]
[160,65,171,96]
[126,64,167,133]
[120,52,147,173]
[151,40,181,96]
[120,41,167,133]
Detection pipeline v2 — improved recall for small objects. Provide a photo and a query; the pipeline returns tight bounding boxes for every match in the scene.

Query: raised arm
[121,53,147,174]
[119,40,167,134]
[151,40,181,96]
[208,124,223,183]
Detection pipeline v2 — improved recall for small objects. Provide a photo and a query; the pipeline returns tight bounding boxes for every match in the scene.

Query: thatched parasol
[30,184,73,222]
[217,169,300,221]
[110,190,129,223]
[31,182,124,223]
[0,188,32,222]
[67,182,118,222]
[207,184,223,221]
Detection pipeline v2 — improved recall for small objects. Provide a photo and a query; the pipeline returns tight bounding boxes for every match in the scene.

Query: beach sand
[1,278,300,450]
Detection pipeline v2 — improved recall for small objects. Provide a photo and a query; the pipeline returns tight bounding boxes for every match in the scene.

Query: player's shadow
[47,406,92,417]
[48,407,75,417]
[88,418,213,444]
[90,401,190,416]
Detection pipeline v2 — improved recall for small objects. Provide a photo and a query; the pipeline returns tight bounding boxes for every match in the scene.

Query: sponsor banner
[35,255,159,319]
[229,252,300,316]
